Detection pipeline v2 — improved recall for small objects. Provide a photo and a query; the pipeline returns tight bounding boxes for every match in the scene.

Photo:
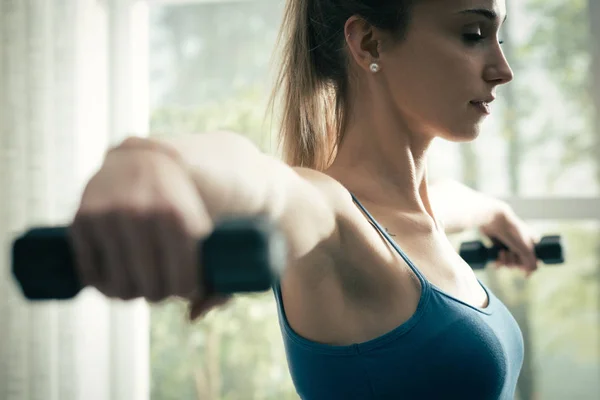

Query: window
[147,1,295,399]
[146,1,600,399]
[449,220,600,400]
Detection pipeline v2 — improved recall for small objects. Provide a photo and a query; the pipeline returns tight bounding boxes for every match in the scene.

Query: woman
[71,0,537,398]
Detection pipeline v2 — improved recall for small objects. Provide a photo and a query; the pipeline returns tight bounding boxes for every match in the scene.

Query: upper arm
[280,168,399,324]
[293,167,397,278]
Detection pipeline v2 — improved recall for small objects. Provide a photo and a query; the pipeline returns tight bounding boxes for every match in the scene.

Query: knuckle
[146,292,165,303]
[97,285,117,298]
[119,136,145,148]
[120,291,140,301]
[116,203,150,219]
[153,204,187,230]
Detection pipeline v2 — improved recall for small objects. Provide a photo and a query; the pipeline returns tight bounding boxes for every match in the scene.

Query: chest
[386,228,490,309]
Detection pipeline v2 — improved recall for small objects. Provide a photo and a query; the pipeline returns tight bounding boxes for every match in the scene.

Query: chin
[440,123,482,143]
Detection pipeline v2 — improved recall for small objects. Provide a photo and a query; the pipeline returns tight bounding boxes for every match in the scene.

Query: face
[377,0,513,141]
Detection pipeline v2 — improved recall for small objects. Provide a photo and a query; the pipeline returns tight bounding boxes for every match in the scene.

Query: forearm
[150,132,268,217]
[429,179,501,235]
[144,132,338,261]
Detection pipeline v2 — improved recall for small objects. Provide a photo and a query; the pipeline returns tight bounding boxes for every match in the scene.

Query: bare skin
[282,0,516,345]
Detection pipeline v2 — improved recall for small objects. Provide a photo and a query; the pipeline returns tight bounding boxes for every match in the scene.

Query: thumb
[188,293,231,321]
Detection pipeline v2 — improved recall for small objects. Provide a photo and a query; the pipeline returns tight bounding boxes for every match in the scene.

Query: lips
[470,100,492,115]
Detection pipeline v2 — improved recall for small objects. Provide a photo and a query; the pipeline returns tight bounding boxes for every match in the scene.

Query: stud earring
[369,62,380,73]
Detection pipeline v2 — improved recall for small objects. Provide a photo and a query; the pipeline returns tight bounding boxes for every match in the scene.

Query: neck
[324,85,441,230]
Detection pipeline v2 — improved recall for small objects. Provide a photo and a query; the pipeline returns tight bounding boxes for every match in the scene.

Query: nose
[483,45,514,86]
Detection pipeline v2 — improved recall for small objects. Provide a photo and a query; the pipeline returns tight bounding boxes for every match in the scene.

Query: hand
[69,138,218,306]
[478,200,539,277]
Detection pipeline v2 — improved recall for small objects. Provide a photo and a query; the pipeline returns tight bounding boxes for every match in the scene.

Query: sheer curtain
[0,1,150,399]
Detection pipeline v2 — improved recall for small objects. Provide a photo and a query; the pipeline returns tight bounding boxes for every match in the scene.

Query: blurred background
[0,0,598,399]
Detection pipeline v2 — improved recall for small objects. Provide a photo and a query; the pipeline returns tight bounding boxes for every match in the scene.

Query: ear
[344,16,384,73]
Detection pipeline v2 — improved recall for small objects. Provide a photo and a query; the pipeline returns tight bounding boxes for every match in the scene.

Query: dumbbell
[459,235,564,270]
[12,216,287,301]
[12,219,565,300]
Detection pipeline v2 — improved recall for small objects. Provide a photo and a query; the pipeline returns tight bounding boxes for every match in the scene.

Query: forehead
[417,0,507,19]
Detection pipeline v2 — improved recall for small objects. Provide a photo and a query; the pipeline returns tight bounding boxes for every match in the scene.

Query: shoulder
[291,167,369,226]
[291,167,351,203]
[288,167,402,302]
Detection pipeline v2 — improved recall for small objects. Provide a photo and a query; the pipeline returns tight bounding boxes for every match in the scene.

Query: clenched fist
[69,138,212,304]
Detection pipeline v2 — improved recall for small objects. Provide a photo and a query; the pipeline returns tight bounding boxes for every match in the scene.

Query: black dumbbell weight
[459,235,564,270]
[11,215,287,301]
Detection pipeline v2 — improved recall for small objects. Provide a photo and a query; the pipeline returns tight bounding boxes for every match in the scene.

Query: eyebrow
[459,9,507,23]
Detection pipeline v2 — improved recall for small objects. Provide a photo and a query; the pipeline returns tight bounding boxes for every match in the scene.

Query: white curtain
[0,1,150,399]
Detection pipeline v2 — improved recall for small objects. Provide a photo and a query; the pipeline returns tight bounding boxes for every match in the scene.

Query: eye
[463,33,504,46]
[463,33,484,43]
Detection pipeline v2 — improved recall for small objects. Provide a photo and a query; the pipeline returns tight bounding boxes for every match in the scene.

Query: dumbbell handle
[12,216,287,301]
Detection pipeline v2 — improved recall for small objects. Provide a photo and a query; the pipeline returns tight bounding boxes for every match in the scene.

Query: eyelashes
[462,33,504,45]
[463,33,484,42]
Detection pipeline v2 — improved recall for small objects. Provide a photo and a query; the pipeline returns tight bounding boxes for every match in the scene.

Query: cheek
[385,49,479,129]
[387,65,457,124]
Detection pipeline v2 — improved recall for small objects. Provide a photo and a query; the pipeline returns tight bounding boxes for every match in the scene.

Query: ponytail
[270,0,414,170]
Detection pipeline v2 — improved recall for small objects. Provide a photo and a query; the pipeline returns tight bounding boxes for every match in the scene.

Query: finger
[504,250,515,267]
[520,232,538,269]
[507,251,520,268]
[121,212,163,302]
[509,248,537,276]
[143,214,168,303]
[495,250,502,267]
[496,250,507,267]
[528,236,540,272]
[493,257,501,268]
[514,252,524,268]
[156,212,197,298]
[523,252,539,277]
[117,211,155,301]
[79,213,115,297]
[69,214,101,288]
[519,238,538,272]
[501,250,516,268]
[493,228,537,271]
[96,212,136,299]
[188,294,230,321]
